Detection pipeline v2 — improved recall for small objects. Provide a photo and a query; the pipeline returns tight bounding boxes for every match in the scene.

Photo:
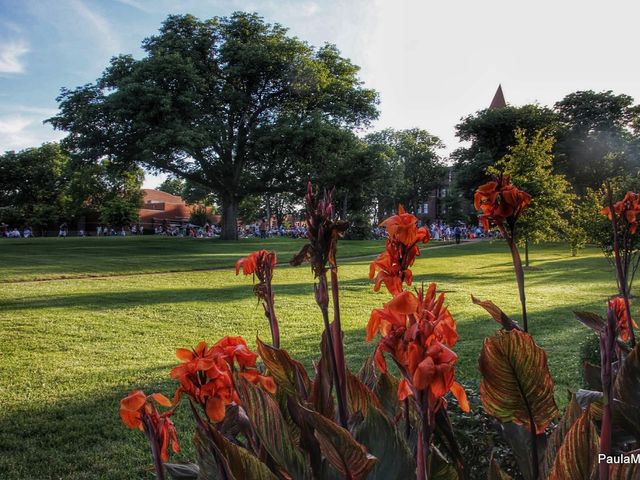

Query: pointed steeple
[489,84,506,109]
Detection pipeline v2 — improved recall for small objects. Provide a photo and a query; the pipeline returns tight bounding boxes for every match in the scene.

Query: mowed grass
[0,236,621,479]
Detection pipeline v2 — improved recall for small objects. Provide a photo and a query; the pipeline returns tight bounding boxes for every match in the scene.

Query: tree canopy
[452,104,559,200]
[48,12,379,239]
[488,129,575,264]
[365,128,446,221]
[0,143,143,234]
[554,90,640,192]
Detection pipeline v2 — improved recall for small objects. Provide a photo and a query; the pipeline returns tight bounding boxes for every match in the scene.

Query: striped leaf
[479,330,558,433]
[540,393,582,480]
[614,344,640,436]
[548,407,599,480]
[256,338,311,398]
[194,427,278,480]
[301,406,377,480]
[234,378,311,480]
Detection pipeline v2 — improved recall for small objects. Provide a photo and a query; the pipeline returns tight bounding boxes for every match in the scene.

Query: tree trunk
[525,239,529,267]
[221,195,239,240]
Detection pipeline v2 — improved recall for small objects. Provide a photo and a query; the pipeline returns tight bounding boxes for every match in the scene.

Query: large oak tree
[49,12,378,239]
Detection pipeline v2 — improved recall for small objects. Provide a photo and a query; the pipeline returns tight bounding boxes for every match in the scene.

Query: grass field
[0,236,621,479]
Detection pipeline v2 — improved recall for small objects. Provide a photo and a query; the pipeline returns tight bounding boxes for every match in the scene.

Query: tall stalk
[263,270,280,349]
[316,273,348,428]
[142,415,166,480]
[606,182,636,347]
[330,269,348,413]
[500,225,528,332]
[416,392,434,480]
[599,308,616,480]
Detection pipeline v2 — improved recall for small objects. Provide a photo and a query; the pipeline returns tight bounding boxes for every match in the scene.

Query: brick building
[138,189,215,230]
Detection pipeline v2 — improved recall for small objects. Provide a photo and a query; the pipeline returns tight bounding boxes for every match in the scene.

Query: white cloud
[0,114,65,152]
[0,39,29,74]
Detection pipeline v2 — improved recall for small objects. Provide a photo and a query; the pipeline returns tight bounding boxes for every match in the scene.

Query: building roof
[142,188,184,204]
[489,84,506,109]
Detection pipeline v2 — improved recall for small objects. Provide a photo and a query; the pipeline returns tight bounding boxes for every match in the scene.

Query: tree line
[3,12,640,243]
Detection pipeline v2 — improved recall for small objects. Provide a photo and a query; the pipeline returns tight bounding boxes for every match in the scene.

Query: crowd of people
[2,219,493,242]
[239,220,308,239]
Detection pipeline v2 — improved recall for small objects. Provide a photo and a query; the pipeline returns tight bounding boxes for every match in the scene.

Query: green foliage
[453,105,559,199]
[0,143,69,232]
[488,129,575,248]
[48,12,378,239]
[158,177,185,197]
[0,143,143,232]
[579,334,601,386]
[99,197,140,228]
[554,90,640,193]
[189,206,209,227]
[365,128,446,220]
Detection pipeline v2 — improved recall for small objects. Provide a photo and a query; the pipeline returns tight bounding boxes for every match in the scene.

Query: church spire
[489,84,506,109]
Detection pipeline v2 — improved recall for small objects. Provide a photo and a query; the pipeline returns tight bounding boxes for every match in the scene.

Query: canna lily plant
[472,183,640,480]
[120,181,640,480]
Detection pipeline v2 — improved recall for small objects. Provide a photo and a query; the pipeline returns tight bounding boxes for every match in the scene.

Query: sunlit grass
[0,237,620,479]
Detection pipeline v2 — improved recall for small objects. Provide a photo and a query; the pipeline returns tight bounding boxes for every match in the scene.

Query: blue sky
[2,0,640,186]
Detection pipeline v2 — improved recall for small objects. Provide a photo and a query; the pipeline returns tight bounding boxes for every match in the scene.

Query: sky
[1,0,639,187]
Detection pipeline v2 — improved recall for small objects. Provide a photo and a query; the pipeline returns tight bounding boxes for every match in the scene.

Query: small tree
[488,129,575,266]
[189,206,210,227]
[100,198,140,229]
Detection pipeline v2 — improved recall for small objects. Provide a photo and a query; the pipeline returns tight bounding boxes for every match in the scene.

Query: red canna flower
[236,250,280,348]
[474,175,531,232]
[609,296,638,342]
[171,337,275,422]
[236,250,277,279]
[369,283,468,413]
[602,191,640,234]
[370,206,429,296]
[381,205,430,246]
[120,390,179,463]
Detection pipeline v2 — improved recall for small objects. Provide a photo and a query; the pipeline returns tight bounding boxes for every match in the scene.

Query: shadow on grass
[0,269,485,311]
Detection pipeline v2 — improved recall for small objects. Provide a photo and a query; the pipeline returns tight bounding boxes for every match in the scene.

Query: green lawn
[0,237,620,479]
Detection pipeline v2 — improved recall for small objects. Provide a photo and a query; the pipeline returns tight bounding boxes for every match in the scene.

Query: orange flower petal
[206,397,226,422]
[397,378,413,401]
[151,393,173,407]
[450,381,470,412]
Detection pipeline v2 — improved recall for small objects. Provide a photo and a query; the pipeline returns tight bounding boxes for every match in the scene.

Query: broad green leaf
[235,378,311,480]
[301,406,377,480]
[540,394,582,480]
[614,344,640,436]
[352,404,415,480]
[256,338,311,398]
[479,329,559,433]
[194,427,278,480]
[548,407,599,480]
[471,295,521,331]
